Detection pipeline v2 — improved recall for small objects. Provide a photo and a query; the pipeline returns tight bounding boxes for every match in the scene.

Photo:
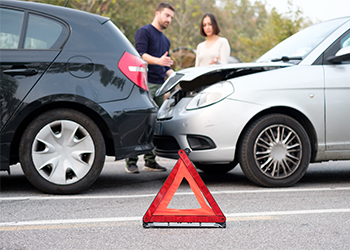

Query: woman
[195,13,231,67]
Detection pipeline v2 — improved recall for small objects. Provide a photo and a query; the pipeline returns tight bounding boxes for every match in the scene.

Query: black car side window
[0,8,24,49]
[24,13,66,49]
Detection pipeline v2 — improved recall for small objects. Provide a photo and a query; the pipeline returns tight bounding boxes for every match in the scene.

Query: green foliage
[26,0,311,62]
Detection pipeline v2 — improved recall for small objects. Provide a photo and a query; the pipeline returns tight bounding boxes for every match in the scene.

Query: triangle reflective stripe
[153,160,215,216]
[143,150,226,227]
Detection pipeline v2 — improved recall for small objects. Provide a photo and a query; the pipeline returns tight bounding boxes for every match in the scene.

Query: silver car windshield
[257,17,349,63]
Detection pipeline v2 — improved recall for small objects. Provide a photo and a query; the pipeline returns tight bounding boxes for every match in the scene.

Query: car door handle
[3,68,38,76]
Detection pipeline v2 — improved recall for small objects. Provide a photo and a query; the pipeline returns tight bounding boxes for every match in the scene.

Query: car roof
[0,0,109,24]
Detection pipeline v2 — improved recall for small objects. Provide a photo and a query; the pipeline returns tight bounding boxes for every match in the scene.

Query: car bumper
[100,88,158,160]
[154,97,262,163]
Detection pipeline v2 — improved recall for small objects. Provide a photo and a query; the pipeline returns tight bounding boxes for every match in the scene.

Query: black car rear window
[25,13,66,49]
[0,8,24,49]
[0,7,68,50]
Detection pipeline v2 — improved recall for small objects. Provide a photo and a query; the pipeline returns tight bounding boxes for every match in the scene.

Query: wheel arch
[10,100,115,165]
[235,106,318,163]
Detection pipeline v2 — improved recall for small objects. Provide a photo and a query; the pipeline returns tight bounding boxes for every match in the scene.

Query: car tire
[19,109,106,194]
[194,160,238,174]
[238,114,311,187]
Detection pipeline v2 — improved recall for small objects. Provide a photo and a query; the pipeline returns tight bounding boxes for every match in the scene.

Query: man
[125,3,175,173]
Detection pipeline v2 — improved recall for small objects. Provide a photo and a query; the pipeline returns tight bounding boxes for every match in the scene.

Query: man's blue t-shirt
[135,24,171,84]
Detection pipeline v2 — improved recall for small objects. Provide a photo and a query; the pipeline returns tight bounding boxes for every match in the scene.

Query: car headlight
[186,81,234,110]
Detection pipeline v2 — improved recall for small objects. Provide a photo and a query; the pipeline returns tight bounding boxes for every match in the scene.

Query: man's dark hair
[200,13,220,37]
[156,3,175,12]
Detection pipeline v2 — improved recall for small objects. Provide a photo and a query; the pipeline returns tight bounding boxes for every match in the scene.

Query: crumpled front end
[154,62,291,162]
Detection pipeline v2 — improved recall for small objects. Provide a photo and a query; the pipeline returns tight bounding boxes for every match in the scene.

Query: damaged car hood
[155,62,293,97]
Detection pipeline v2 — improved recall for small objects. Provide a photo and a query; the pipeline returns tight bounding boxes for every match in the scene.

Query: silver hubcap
[254,124,302,179]
[32,120,95,185]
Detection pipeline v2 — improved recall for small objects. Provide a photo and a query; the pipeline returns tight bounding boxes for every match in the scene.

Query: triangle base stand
[143,149,226,228]
[143,221,226,228]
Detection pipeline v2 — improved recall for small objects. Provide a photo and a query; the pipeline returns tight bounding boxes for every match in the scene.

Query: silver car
[154,17,350,187]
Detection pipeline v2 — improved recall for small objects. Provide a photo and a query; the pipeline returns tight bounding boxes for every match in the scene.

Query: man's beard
[159,21,169,30]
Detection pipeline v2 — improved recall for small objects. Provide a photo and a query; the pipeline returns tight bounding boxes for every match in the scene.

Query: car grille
[154,135,180,151]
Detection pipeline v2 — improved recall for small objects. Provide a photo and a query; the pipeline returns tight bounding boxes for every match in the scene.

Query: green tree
[235,2,306,62]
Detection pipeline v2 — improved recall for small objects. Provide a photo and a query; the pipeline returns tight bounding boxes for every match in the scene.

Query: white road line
[225,208,350,217]
[0,217,141,227]
[1,208,350,227]
[0,193,155,201]
[1,187,350,201]
[211,187,350,194]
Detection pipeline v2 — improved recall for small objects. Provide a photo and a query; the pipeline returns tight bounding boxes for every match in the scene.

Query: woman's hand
[209,56,219,64]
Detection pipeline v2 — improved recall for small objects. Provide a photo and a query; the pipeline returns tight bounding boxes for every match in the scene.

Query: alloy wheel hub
[254,124,302,179]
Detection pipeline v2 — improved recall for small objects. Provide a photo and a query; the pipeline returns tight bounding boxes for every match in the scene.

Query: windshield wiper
[271,56,303,62]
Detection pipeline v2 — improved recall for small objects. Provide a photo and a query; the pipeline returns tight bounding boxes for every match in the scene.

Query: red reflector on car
[118,51,148,91]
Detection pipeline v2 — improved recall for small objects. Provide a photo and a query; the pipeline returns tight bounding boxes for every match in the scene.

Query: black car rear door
[0,7,68,130]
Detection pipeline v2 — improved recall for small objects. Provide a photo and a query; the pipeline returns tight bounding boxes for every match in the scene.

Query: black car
[0,0,158,194]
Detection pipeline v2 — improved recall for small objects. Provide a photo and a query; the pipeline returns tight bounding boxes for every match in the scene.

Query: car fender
[228,65,325,153]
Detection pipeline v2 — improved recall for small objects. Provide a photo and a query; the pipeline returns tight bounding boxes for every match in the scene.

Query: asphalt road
[1,157,350,249]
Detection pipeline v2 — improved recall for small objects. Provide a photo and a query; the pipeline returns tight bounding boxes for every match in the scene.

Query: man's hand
[158,51,173,67]
[142,51,174,67]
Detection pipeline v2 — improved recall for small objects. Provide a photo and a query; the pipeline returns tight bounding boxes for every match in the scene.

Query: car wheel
[194,160,238,174]
[238,114,311,187]
[19,109,106,194]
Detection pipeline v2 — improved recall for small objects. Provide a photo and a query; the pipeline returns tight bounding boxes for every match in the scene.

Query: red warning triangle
[143,149,226,227]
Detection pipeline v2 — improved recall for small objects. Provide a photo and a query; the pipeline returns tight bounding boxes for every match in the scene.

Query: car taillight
[118,51,148,91]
